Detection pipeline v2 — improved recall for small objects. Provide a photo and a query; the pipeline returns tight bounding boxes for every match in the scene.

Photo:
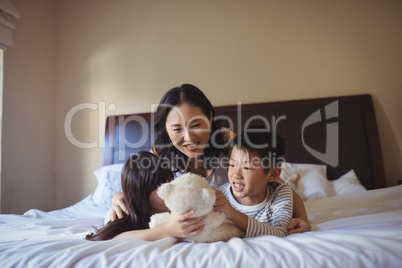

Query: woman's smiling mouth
[183,142,200,151]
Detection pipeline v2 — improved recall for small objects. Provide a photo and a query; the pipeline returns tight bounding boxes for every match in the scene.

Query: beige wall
[2,0,401,212]
[2,0,56,213]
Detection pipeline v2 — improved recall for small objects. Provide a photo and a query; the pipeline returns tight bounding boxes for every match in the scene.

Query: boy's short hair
[232,125,285,173]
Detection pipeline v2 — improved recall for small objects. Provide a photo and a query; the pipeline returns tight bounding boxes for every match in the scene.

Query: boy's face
[228,146,277,206]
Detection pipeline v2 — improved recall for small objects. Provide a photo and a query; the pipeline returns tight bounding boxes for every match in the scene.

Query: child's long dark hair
[86,151,173,241]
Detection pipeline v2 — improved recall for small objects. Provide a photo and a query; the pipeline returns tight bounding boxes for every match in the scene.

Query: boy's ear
[266,168,282,182]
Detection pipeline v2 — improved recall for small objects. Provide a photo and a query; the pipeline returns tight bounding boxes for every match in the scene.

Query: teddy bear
[149,173,243,243]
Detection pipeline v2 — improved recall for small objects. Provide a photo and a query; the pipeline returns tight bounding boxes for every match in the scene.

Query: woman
[110,84,311,234]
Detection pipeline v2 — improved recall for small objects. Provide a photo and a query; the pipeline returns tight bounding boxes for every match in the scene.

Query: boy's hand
[213,189,236,220]
[213,188,248,232]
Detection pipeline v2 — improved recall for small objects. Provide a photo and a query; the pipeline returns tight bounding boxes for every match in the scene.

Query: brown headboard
[103,94,385,190]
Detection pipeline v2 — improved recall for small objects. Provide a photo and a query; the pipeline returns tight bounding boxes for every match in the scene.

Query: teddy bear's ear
[157,183,174,199]
[201,188,212,200]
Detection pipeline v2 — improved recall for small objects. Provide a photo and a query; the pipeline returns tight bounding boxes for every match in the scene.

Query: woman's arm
[114,210,204,241]
[275,176,311,233]
[109,148,162,221]
[292,189,307,220]
[287,189,311,234]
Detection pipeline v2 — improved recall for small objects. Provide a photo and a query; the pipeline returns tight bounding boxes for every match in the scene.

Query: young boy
[214,126,293,238]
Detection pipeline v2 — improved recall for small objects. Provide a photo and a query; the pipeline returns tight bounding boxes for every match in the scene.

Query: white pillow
[333,169,366,195]
[281,162,331,201]
[93,163,124,208]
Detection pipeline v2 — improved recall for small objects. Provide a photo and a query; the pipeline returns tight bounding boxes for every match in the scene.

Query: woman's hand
[109,192,129,221]
[163,210,205,238]
[287,218,312,234]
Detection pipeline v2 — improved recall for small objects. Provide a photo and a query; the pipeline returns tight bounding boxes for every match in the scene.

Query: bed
[1,94,401,267]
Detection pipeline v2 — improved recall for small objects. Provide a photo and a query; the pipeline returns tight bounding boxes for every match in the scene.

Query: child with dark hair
[86,151,204,241]
[214,126,293,238]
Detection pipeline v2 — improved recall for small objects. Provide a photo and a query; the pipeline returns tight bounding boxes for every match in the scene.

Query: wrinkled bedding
[1,185,402,268]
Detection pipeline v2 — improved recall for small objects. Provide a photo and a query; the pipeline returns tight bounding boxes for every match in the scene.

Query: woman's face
[165,102,212,160]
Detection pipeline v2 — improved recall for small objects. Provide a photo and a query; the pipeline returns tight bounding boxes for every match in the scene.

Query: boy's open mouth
[233,182,245,191]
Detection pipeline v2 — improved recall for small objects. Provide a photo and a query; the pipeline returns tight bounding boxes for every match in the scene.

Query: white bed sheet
[1,185,402,268]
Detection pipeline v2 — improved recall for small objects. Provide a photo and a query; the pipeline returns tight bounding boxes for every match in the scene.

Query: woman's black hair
[153,84,229,172]
[86,151,173,241]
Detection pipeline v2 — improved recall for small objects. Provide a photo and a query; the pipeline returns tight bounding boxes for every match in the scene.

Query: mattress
[1,185,401,267]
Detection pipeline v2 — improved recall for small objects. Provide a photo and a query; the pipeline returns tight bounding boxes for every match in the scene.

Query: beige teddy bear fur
[149,173,242,243]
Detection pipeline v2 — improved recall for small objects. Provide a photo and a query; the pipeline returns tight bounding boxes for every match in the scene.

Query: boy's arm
[214,185,293,237]
[244,184,293,238]
[213,189,248,231]
[224,209,248,231]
